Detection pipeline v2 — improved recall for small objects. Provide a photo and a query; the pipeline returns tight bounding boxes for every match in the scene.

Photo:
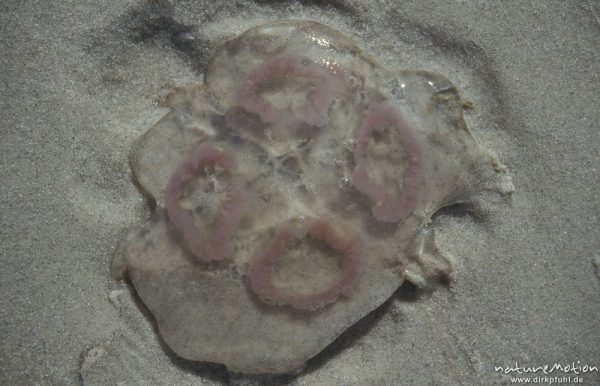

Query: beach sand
[1,0,599,384]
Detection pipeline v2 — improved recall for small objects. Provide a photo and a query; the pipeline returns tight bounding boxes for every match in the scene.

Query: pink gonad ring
[351,102,423,223]
[248,218,363,311]
[165,142,247,262]
[238,55,348,127]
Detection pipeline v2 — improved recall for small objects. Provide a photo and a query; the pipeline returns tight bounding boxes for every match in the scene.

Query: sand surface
[1,0,599,384]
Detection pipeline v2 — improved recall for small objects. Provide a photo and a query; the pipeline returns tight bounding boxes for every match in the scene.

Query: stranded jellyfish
[112,20,513,374]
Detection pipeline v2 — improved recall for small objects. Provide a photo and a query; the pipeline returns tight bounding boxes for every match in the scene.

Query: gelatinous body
[113,20,512,374]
